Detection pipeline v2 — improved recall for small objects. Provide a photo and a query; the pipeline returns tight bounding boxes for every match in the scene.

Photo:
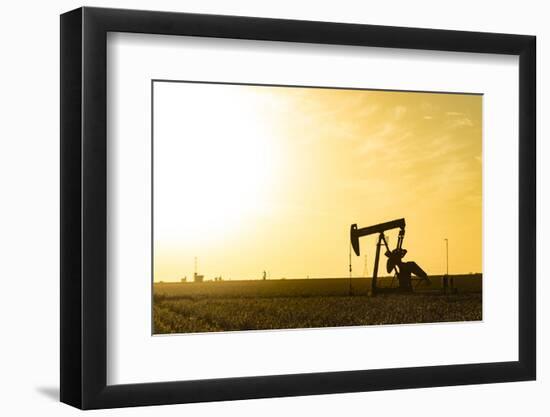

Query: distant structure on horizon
[194,256,204,282]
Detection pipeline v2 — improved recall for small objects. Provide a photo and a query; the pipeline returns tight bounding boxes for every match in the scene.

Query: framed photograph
[60,7,536,409]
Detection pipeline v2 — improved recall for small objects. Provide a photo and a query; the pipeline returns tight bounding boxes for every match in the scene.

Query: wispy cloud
[445,111,474,129]
[447,117,474,129]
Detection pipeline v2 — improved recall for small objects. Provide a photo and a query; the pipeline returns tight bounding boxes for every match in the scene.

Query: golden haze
[153,83,482,282]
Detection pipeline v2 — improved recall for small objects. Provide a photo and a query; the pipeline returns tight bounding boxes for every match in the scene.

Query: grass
[153,275,482,334]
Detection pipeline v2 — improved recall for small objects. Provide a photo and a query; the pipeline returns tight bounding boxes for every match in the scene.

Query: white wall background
[0,1,545,415]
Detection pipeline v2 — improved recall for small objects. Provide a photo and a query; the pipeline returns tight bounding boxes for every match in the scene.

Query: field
[153,275,482,334]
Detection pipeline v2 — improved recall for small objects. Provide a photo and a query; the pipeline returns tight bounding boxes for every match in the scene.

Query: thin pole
[348,243,352,295]
[444,239,449,275]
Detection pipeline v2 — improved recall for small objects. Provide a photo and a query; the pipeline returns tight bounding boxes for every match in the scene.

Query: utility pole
[444,238,449,275]
[348,243,353,296]
[443,238,449,293]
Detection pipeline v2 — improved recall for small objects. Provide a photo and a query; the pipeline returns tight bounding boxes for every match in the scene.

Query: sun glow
[154,83,282,250]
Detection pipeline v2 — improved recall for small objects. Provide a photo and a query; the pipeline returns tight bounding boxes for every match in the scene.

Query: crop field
[153,275,482,334]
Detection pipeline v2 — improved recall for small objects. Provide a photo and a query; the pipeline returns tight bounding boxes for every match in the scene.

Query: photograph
[152,81,483,334]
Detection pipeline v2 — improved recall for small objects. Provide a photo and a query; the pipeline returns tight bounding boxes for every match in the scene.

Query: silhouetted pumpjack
[350,218,430,296]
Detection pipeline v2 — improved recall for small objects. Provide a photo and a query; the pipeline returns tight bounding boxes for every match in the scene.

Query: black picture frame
[60,6,536,410]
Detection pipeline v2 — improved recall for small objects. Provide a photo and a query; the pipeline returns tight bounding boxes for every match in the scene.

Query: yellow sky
[153,82,482,282]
